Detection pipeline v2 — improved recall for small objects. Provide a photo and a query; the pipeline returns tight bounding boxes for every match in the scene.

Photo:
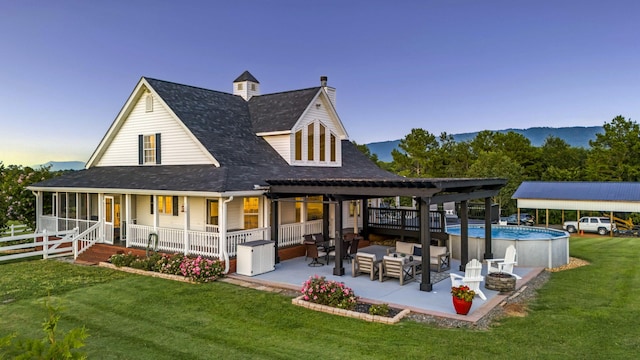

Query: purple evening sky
[1,1,639,166]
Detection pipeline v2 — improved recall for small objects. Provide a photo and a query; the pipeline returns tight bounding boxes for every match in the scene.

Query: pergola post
[460,200,469,271]
[419,197,433,292]
[271,197,280,264]
[483,197,493,260]
[333,198,345,276]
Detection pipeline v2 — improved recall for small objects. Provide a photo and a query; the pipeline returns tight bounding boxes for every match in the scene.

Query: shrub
[109,252,223,283]
[108,252,138,267]
[158,253,185,275]
[0,298,88,359]
[179,256,224,283]
[368,303,390,316]
[301,275,358,310]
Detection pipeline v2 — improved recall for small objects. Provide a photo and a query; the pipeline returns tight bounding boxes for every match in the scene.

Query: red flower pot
[452,296,473,315]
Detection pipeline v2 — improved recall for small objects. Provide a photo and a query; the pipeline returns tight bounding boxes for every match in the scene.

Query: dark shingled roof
[249,88,320,133]
[233,70,259,83]
[31,141,401,193]
[30,76,402,193]
[513,181,640,202]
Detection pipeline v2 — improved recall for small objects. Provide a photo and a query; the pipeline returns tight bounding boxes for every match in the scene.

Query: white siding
[189,198,206,231]
[280,201,297,224]
[263,135,292,164]
[290,96,344,167]
[227,198,243,230]
[97,94,214,166]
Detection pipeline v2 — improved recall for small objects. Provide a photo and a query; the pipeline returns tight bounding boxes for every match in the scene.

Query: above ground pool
[447,225,569,268]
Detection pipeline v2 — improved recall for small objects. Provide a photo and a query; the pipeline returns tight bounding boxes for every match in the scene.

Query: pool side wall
[448,226,569,268]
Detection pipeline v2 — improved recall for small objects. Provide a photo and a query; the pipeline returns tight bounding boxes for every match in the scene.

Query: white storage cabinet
[236,240,275,276]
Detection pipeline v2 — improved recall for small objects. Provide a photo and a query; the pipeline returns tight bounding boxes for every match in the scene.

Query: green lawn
[1,236,639,359]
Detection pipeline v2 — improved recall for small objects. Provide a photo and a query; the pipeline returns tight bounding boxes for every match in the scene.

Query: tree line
[356,115,640,217]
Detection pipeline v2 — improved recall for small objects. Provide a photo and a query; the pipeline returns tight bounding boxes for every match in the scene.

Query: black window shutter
[138,135,144,165]
[155,133,161,164]
[173,196,179,216]
[150,196,154,214]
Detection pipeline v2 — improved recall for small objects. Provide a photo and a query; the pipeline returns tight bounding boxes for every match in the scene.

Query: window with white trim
[243,197,259,229]
[292,121,338,165]
[144,135,156,164]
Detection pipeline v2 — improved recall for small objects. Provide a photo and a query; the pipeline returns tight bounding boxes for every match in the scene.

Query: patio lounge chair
[450,259,486,300]
[379,255,417,285]
[485,245,522,279]
[304,241,327,267]
[352,252,381,280]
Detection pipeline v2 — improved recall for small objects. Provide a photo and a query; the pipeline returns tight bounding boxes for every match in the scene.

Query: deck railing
[368,208,445,232]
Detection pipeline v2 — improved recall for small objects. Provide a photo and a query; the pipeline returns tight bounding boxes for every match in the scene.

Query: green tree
[539,135,587,181]
[585,115,640,181]
[466,151,524,215]
[0,164,55,230]
[351,141,381,166]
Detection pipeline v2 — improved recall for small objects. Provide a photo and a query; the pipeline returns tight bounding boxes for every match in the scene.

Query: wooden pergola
[266,177,506,292]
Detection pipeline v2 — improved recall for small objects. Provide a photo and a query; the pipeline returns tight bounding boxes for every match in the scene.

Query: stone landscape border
[291,295,410,324]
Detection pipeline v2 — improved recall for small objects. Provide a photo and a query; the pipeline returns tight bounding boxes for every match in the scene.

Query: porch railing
[278,220,323,248]
[41,215,98,234]
[74,221,102,258]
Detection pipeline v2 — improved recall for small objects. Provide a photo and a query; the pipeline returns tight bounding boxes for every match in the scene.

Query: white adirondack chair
[486,245,522,279]
[450,259,486,300]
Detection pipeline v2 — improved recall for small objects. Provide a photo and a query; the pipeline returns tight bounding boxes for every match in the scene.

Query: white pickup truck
[563,217,616,235]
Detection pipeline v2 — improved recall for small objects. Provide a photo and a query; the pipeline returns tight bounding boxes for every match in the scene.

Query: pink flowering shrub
[179,256,224,283]
[109,252,224,283]
[301,275,358,310]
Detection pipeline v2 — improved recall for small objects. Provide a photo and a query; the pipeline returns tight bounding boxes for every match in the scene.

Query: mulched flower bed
[353,302,402,318]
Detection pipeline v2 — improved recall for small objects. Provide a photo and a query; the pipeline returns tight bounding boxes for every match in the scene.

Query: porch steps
[75,244,146,265]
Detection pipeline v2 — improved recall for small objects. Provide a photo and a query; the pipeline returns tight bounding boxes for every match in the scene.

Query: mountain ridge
[366,126,603,162]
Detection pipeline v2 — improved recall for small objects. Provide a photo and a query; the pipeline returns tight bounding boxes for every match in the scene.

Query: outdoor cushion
[413,246,422,256]
[394,241,414,255]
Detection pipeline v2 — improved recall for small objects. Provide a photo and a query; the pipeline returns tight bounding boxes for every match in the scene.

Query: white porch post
[301,198,307,235]
[34,191,42,232]
[98,193,104,242]
[183,196,190,255]
[125,194,132,247]
[153,195,159,230]
[54,192,59,233]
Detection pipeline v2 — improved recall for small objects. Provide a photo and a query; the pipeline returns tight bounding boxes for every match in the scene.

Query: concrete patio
[229,245,544,323]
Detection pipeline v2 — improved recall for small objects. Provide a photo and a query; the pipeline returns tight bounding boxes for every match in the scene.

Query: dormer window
[293,121,338,166]
[237,83,243,90]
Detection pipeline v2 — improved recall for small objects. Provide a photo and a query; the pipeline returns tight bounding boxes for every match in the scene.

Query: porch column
[420,197,433,292]
[362,199,369,240]
[98,193,104,242]
[322,197,330,240]
[483,197,493,259]
[271,197,280,264]
[460,200,469,271]
[153,195,159,230]
[333,198,345,276]
[184,196,190,255]
[35,191,42,232]
[125,194,132,247]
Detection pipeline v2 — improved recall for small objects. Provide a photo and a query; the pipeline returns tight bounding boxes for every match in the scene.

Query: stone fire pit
[485,272,516,293]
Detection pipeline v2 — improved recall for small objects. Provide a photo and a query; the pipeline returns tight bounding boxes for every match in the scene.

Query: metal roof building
[512,181,640,212]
